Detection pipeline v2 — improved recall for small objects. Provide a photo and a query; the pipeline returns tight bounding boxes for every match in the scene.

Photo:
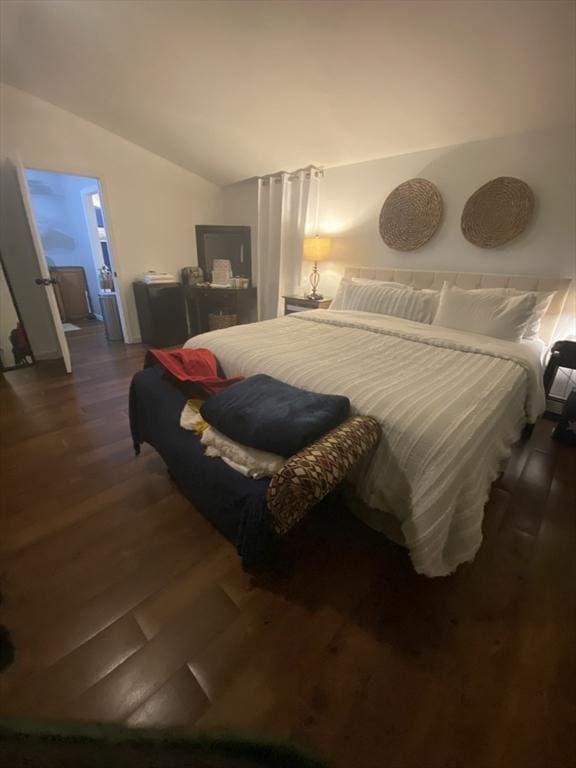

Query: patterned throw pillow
[266,415,381,535]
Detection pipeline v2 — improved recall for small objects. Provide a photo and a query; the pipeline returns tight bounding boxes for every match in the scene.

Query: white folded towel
[141,272,176,284]
[201,426,285,479]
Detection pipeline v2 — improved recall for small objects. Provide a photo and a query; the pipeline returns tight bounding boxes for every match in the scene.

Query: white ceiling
[1,0,574,186]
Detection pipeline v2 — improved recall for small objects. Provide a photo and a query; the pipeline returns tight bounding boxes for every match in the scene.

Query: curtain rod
[259,165,324,183]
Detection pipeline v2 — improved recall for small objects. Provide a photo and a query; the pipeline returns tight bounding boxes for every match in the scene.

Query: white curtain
[256,166,322,320]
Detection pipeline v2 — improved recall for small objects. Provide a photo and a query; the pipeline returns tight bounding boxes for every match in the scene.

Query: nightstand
[283,295,332,315]
[543,340,576,395]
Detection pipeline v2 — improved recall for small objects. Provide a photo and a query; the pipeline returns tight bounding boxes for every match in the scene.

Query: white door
[13,157,72,373]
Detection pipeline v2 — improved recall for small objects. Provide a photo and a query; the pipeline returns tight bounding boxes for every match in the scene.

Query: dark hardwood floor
[1,320,574,767]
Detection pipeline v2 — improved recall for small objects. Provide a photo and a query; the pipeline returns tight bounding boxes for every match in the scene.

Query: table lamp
[303,236,331,300]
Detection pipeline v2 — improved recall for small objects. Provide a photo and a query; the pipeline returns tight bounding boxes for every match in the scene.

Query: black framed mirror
[0,250,35,372]
[195,225,251,284]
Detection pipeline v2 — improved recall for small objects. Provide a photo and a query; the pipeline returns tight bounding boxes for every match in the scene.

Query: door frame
[23,164,130,345]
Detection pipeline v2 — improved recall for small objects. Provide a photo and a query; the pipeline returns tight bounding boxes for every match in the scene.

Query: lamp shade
[303,236,331,263]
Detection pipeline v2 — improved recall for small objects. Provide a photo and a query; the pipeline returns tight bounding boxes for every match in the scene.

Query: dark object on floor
[0,624,15,672]
[0,720,330,767]
[553,389,576,446]
[9,323,33,366]
[200,373,351,457]
[0,589,15,672]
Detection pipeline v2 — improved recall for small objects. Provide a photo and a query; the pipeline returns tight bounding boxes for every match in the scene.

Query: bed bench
[129,364,380,569]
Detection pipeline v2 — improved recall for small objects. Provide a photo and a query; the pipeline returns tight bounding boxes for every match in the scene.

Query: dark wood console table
[186,286,257,336]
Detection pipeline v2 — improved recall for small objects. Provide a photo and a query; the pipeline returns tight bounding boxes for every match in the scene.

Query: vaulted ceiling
[1,0,574,186]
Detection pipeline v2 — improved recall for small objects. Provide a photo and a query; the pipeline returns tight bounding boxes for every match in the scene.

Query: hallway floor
[62,316,107,338]
[0,327,574,768]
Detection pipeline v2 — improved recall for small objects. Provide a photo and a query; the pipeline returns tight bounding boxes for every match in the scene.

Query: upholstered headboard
[343,266,572,345]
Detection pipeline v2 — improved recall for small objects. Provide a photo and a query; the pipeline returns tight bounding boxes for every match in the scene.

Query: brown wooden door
[49,267,89,321]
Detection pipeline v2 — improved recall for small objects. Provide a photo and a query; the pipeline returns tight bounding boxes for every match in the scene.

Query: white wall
[221,178,260,285]
[315,127,576,298]
[220,127,576,315]
[0,84,223,344]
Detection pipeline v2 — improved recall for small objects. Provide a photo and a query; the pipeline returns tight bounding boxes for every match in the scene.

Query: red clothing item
[145,348,243,395]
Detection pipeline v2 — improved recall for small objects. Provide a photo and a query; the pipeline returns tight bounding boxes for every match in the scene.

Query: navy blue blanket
[200,373,350,457]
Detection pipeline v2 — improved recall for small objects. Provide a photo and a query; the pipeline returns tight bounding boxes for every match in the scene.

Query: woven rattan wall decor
[379,178,443,251]
[461,176,535,248]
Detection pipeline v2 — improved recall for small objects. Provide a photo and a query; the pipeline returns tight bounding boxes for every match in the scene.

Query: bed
[180,268,571,577]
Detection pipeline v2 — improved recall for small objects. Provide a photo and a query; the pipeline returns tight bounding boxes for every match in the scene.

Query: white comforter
[185,310,544,577]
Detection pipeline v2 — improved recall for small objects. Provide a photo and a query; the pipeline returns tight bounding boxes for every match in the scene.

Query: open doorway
[23,168,125,347]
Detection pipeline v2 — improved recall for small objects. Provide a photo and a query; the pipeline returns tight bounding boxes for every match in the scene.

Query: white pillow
[330,278,438,323]
[434,285,554,340]
[522,290,555,339]
[474,287,554,340]
[432,283,537,342]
